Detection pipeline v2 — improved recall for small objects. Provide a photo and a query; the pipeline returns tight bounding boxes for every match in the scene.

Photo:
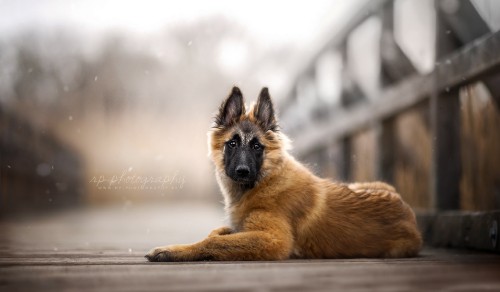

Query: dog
[145,86,422,261]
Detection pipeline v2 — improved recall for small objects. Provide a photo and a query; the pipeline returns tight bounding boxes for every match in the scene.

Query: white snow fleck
[68,115,73,121]
[94,75,98,81]
[187,41,193,46]
[128,167,133,172]
[128,248,132,253]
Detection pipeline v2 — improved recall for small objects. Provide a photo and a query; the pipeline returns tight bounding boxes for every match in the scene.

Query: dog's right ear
[215,86,245,128]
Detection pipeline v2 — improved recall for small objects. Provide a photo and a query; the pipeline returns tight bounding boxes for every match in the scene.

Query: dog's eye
[253,143,262,150]
[228,140,237,148]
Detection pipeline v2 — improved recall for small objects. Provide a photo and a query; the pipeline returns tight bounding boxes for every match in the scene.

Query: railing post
[377,118,396,184]
[430,89,461,210]
[340,137,352,181]
[430,4,462,210]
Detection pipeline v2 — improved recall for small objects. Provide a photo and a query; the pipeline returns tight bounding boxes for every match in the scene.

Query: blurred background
[0,0,365,212]
[1,0,500,254]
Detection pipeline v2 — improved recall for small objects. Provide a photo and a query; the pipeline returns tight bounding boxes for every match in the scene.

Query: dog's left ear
[215,86,245,128]
[255,87,278,132]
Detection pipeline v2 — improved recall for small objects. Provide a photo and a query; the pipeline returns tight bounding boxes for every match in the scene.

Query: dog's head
[209,87,286,188]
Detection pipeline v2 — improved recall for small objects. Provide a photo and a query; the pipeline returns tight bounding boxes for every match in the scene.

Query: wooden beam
[339,42,365,107]
[282,0,391,107]
[430,89,461,210]
[347,16,383,101]
[291,30,500,154]
[439,0,491,44]
[392,0,437,75]
[418,211,500,253]
[429,10,462,211]
[380,0,417,84]
[484,73,500,108]
[377,118,396,184]
[339,137,352,181]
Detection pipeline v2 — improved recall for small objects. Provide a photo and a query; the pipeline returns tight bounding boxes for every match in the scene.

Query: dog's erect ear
[254,87,278,132]
[215,86,245,127]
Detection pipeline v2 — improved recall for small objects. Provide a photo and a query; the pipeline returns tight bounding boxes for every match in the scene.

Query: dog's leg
[146,213,292,262]
[145,230,292,262]
[208,226,233,237]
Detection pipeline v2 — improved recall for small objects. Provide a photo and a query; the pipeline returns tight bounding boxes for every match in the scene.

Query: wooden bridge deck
[1,203,499,291]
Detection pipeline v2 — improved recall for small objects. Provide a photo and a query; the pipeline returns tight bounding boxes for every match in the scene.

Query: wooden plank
[339,137,352,181]
[429,11,462,211]
[284,0,392,100]
[339,42,365,107]
[1,249,500,292]
[380,0,416,84]
[1,202,500,291]
[393,0,437,74]
[417,211,500,252]
[439,0,491,44]
[377,118,396,184]
[471,0,500,31]
[430,89,461,210]
[347,16,383,101]
[484,73,500,108]
[291,30,500,154]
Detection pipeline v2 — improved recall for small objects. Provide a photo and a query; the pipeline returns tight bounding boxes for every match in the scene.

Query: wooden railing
[279,0,500,252]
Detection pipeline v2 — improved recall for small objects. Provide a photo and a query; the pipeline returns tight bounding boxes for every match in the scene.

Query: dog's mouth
[229,175,257,187]
[232,177,255,184]
[236,181,256,189]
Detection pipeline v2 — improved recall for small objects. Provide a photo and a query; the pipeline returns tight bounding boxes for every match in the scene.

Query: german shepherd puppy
[146,87,422,261]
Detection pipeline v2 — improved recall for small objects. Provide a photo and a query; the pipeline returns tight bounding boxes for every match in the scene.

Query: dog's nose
[236,165,250,177]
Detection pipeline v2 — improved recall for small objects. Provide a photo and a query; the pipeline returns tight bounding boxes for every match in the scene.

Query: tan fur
[146,90,422,262]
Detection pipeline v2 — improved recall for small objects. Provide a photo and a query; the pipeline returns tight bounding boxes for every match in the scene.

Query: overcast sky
[0,0,363,46]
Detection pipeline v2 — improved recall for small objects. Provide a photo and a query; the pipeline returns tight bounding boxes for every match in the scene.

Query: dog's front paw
[145,246,176,262]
